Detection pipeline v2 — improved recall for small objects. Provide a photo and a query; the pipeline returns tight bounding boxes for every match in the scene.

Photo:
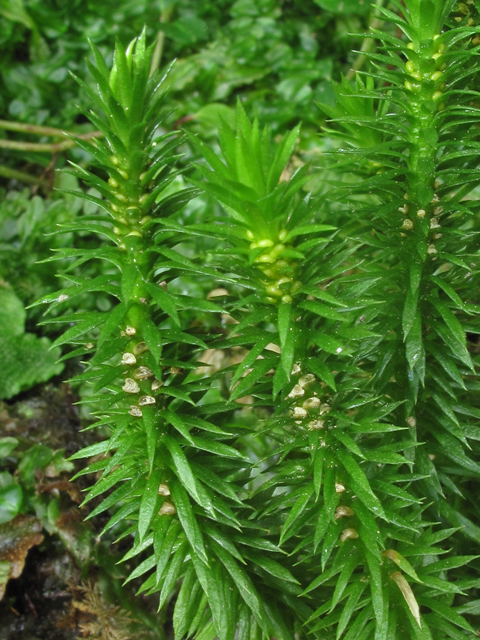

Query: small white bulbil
[57,294,69,303]
[427,244,438,255]
[123,378,140,394]
[121,352,137,365]
[151,379,163,391]
[138,395,156,406]
[158,483,171,496]
[293,407,308,419]
[416,209,426,218]
[430,218,440,229]
[407,416,416,427]
[125,326,136,336]
[308,419,325,430]
[287,384,305,399]
[319,404,331,416]
[341,528,359,542]
[128,405,143,417]
[134,366,153,380]
[303,397,321,410]
[402,219,414,230]
[158,502,176,516]
[207,287,228,299]
[299,374,316,388]
[335,506,354,520]
[133,342,148,355]
[335,483,346,493]
[85,343,94,350]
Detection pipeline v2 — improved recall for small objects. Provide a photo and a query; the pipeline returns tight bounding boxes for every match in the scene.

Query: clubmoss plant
[35,2,480,639]
[32,29,319,640]
[181,0,480,637]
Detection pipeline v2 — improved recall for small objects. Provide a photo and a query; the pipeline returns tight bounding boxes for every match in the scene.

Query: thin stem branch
[346,0,385,81]
[149,6,174,77]
[0,119,88,138]
[0,165,43,184]
[0,130,103,153]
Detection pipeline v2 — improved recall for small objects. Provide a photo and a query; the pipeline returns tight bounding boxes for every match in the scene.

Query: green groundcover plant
[32,1,480,638]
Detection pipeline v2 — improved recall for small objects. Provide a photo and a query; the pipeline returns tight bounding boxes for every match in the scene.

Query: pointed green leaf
[336,449,386,519]
[306,358,336,391]
[145,283,180,326]
[280,486,313,544]
[170,480,208,565]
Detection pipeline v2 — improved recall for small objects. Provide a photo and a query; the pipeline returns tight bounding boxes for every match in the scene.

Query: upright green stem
[403,32,445,216]
[398,29,448,400]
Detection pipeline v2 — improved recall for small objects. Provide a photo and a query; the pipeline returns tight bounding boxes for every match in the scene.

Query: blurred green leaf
[18,444,52,485]
[0,438,19,458]
[313,0,370,14]
[0,484,23,524]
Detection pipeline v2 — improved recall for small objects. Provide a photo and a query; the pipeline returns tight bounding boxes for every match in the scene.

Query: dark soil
[0,384,165,640]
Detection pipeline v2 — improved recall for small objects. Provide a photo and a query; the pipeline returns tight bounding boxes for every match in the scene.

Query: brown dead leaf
[37,479,82,503]
[0,515,44,600]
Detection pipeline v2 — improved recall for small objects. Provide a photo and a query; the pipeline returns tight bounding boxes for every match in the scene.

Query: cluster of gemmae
[404,35,446,100]
[285,365,360,543]
[120,330,162,418]
[106,153,157,249]
[247,230,303,304]
[286,366,331,430]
